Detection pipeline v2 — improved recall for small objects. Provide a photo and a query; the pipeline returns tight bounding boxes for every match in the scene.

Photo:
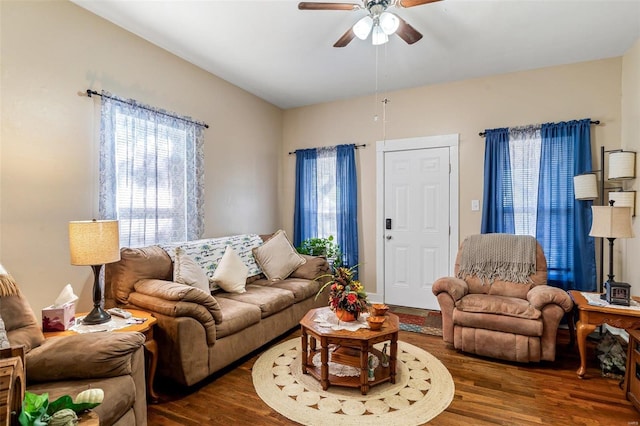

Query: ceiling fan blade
[333,27,356,47]
[397,0,442,8]
[395,15,423,44]
[298,2,361,11]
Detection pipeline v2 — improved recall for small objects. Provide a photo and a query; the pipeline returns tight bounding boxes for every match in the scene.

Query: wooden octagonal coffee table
[300,307,399,395]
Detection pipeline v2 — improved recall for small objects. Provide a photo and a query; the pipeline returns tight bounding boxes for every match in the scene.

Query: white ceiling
[72,0,640,110]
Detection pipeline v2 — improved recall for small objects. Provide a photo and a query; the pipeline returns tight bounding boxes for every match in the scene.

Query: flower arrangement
[316,265,368,320]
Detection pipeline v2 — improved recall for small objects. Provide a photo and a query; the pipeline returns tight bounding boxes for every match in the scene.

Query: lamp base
[82,306,112,325]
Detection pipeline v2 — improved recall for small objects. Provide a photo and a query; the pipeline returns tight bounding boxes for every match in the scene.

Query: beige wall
[283,58,623,297]
[0,1,283,317]
[622,39,640,294]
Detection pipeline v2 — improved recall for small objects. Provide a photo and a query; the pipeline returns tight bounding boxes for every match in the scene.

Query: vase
[335,308,357,322]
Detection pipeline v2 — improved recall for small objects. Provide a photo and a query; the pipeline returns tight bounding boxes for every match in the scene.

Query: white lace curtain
[99,91,205,247]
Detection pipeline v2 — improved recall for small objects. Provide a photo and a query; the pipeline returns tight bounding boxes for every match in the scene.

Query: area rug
[252,339,454,426]
[390,306,443,337]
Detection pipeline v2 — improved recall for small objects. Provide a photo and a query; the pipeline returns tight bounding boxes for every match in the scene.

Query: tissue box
[42,302,76,331]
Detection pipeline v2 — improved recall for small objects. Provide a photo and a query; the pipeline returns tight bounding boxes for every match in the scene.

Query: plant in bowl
[316,264,368,321]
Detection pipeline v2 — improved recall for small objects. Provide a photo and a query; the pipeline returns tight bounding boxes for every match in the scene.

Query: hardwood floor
[148,329,640,425]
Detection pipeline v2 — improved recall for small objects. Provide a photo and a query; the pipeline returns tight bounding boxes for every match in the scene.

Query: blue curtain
[537,119,595,291]
[293,148,318,248]
[481,128,515,234]
[336,144,359,268]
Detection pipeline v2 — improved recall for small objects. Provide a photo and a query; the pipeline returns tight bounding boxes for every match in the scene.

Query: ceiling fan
[298,0,442,47]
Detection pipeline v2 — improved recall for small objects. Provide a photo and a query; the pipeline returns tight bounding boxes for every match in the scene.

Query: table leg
[301,329,309,374]
[390,333,398,384]
[576,321,597,378]
[143,338,159,403]
[320,337,329,390]
[360,342,369,395]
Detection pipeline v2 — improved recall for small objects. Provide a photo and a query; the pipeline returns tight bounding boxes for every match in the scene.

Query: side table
[0,347,25,426]
[568,290,640,378]
[44,309,159,403]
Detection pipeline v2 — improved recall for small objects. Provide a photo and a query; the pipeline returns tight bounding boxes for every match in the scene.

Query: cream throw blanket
[457,234,537,284]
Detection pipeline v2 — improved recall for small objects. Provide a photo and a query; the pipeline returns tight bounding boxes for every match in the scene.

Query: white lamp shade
[379,12,400,35]
[353,15,373,40]
[589,206,634,238]
[372,25,388,45]
[573,173,598,200]
[69,220,121,265]
[609,191,636,216]
[608,151,636,180]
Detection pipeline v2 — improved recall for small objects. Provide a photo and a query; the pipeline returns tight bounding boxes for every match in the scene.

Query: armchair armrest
[26,332,145,383]
[432,276,469,302]
[527,285,573,312]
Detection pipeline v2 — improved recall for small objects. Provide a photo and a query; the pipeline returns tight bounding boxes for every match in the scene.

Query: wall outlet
[471,200,480,211]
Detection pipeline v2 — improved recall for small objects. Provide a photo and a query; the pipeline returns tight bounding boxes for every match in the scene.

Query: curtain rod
[478,120,600,137]
[86,89,209,129]
[288,143,367,155]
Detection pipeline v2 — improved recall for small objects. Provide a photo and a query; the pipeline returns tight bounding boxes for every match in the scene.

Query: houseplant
[316,265,368,322]
[297,236,342,267]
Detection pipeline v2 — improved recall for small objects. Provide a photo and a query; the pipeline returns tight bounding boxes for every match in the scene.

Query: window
[294,144,359,268]
[99,92,205,247]
[481,119,595,291]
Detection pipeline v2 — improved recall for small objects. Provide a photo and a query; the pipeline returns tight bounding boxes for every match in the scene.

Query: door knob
[386,235,392,240]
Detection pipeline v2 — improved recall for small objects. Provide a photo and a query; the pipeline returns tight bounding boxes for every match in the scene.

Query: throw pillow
[211,246,249,293]
[174,247,210,294]
[252,230,306,281]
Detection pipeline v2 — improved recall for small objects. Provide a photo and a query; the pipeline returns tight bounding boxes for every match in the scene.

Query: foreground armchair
[1,269,147,425]
[432,234,573,363]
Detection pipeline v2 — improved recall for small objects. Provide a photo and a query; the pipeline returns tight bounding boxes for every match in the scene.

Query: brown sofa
[432,234,573,363]
[2,277,147,425]
[104,234,330,387]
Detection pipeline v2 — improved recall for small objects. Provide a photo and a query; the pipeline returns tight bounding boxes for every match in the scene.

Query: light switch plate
[471,200,480,211]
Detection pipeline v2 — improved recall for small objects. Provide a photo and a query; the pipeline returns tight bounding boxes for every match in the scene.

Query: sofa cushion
[214,297,261,338]
[212,246,249,294]
[174,247,210,294]
[216,284,295,318]
[3,293,45,353]
[252,230,306,281]
[106,245,173,305]
[267,278,321,303]
[289,255,330,280]
[455,294,541,320]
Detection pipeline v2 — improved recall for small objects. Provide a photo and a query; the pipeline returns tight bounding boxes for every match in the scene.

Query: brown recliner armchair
[432,234,573,363]
[0,269,147,425]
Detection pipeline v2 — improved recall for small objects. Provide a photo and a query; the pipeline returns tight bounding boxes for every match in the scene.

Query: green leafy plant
[297,235,342,266]
[19,390,103,426]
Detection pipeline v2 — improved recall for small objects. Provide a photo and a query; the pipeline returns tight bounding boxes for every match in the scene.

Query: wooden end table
[44,308,159,403]
[568,290,640,378]
[299,307,399,395]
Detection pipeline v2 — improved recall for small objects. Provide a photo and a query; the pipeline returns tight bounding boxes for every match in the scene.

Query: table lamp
[69,219,120,324]
[589,202,634,305]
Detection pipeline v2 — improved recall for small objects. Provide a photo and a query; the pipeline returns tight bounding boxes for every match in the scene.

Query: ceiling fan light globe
[353,15,373,40]
[372,25,388,45]
[379,12,399,35]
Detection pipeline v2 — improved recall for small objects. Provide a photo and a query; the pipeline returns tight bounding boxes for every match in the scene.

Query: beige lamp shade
[608,151,636,180]
[589,206,634,239]
[609,191,636,216]
[573,173,598,200]
[69,220,121,265]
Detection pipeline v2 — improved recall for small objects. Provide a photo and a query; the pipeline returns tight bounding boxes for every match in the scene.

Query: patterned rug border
[391,308,443,337]
[252,338,454,426]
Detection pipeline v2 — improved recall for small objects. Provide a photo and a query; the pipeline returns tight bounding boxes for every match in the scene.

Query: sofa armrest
[26,332,145,383]
[134,279,222,324]
[289,255,330,280]
[527,285,573,313]
[432,276,468,302]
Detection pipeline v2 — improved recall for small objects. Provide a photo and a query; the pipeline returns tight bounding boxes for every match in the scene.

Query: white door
[383,147,451,310]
